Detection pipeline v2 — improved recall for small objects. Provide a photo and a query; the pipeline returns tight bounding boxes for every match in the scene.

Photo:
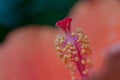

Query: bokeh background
[0,0,78,42]
[0,0,120,80]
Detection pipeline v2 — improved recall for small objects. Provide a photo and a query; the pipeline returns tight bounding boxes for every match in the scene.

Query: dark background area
[0,0,84,43]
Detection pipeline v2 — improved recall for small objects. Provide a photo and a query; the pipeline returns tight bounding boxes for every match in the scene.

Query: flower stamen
[55,17,92,80]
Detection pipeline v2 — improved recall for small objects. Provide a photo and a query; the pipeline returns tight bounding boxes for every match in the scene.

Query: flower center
[55,18,92,80]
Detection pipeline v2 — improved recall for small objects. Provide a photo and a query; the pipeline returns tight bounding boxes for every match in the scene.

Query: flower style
[55,17,92,80]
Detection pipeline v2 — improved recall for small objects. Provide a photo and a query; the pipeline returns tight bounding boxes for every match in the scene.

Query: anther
[82,44,87,49]
[57,53,63,58]
[57,35,61,38]
[67,54,72,59]
[72,51,78,54]
[81,60,86,64]
[77,38,82,42]
[77,33,83,37]
[81,49,85,55]
[56,47,61,52]
[71,33,76,36]
[62,58,67,63]
[74,57,79,62]
[77,28,83,33]
[59,39,64,44]
[78,35,83,41]
[62,48,67,52]
[71,76,75,80]
[63,55,67,58]
[65,45,70,49]
[60,36,64,40]
[67,42,72,46]
[82,36,88,41]
[86,58,93,66]
[70,71,75,75]
[69,64,73,68]
[55,42,59,46]
[68,49,72,54]
[81,45,85,49]
[70,46,75,50]
[72,66,77,71]
[77,38,81,42]
[83,69,89,75]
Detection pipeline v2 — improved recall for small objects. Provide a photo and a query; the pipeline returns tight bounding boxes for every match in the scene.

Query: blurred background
[0,0,120,80]
[0,0,79,42]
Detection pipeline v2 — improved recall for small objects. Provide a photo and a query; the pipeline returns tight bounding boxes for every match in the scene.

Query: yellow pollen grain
[72,66,77,71]
[81,60,86,64]
[67,54,72,58]
[77,33,83,37]
[65,45,70,49]
[83,69,89,75]
[56,47,61,52]
[81,45,85,49]
[87,58,93,67]
[84,35,88,38]
[62,48,67,52]
[81,49,85,55]
[70,46,75,50]
[69,64,73,68]
[77,39,80,42]
[55,40,59,44]
[56,35,61,40]
[60,36,64,40]
[77,28,83,33]
[63,55,67,58]
[55,42,59,46]
[67,49,72,54]
[77,35,83,42]
[57,53,63,58]
[71,32,76,36]
[82,36,88,42]
[82,44,88,49]
[79,36,83,40]
[72,51,78,54]
[61,58,67,63]
[71,76,75,80]
[59,39,64,44]
[74,57,79,62]
[83,39,89,43]
[67,42,72,46]
[70,71,75,75]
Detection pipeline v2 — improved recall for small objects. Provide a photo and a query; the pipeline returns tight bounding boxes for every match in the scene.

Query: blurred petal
[0,26,71,80]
